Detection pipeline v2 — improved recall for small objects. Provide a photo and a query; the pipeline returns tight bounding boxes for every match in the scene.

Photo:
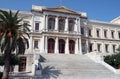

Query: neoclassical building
[1,5,120,75]
[27,5,120,56]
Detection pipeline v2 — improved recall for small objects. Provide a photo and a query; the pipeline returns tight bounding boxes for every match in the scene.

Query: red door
[48,38,55,53]
[59,39,65,54]
[69,40,75,54]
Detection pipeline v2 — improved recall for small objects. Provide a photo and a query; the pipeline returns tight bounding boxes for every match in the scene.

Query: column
[78,18,80,34]
[108,28,111,39]
[93,42,97,51]
[65,17,68,32]
[55,37,59,54]
[28,35,33,54]
[115,28,118,39]
[116,44,119,50]
[75,39,79,54]
[45,15,48,31]
[102,43,105,53]
[55,16,58,31]
[109,43,113,54]
[101,27,103,38]
[40,35,45,53]
[79,38,82,54]
[74,19,78,33]
[65,38,69,54]
[92,27,96,38]
[86,39,89,53]
[44,36,48,53]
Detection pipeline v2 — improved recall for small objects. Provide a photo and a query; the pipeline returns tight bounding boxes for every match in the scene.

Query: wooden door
[69,40,75,54]
[48,38,55,53]
[59,39,65,54]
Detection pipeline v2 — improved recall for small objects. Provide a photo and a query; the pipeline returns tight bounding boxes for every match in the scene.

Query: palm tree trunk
[2,50,10,79]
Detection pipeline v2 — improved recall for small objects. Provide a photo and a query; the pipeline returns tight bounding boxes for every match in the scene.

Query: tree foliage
[0,54,20,66]
[0,9,30,79]
[104,47,120,69]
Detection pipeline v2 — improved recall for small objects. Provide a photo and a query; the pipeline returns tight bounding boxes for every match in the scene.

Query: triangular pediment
[44,6,80,15]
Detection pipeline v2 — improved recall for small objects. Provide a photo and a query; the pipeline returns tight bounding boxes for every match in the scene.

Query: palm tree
[0,10,30,79]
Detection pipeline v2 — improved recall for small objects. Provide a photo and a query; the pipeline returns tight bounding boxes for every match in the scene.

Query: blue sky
[0,0,120,22]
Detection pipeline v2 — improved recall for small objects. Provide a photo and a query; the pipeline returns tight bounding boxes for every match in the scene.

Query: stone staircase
[36,54,120,79]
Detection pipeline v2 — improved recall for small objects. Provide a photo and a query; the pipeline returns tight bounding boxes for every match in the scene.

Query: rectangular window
[89,43,92,52]
[34,40,38,49]
[81,27,84,35]
[23,21,29,32]
[19,57,26,72]
[97,44,101,52]
[96,29,100,37]
[111,31,114,38]
[104,30,107,38]
[35,22,39,31]
[113,45,116,53]
[88,29,92,37]
[118,32,120,39]
[105,44,109,53]
[82,43,86,53]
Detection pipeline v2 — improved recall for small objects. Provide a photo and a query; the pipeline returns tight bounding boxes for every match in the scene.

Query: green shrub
[104,53,120,69]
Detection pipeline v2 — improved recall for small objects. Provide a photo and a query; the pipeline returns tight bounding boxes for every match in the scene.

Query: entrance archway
[59,39,65,54]
[48,38,55,53]
[69,40,75,54]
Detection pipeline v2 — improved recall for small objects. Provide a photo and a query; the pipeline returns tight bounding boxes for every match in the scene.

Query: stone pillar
[115,28,118,39]
[101,27,103,38]
[75,38,79,54]
[79,38,82,54]
[65,38,69,54]
[93,27,96,38]
[44,36,48,53]
[108,29,110,39]
[102,43,105,53]
[55,37,59,54]
[116,44,119,50]
[93,42,97,51]
[55,16,58,31]
[29,35,33,54]
[86,40,89,53]
[45,15,48,31]
[40,35,45,53]
[109,43,113,54]
[77,18,80,34]
[65,17,68,32]
[74,19,78,33]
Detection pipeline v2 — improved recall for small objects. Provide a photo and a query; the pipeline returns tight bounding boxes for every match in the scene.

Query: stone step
[35,54,120,79]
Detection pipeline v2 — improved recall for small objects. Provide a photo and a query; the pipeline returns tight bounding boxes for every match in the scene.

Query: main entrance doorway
[69,40,75,54]
[59,39,65,54]
[48,38,55,53]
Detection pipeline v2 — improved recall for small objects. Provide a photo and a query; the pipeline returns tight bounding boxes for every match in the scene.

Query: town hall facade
[1,5,120,77]
[28,5,120,56]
